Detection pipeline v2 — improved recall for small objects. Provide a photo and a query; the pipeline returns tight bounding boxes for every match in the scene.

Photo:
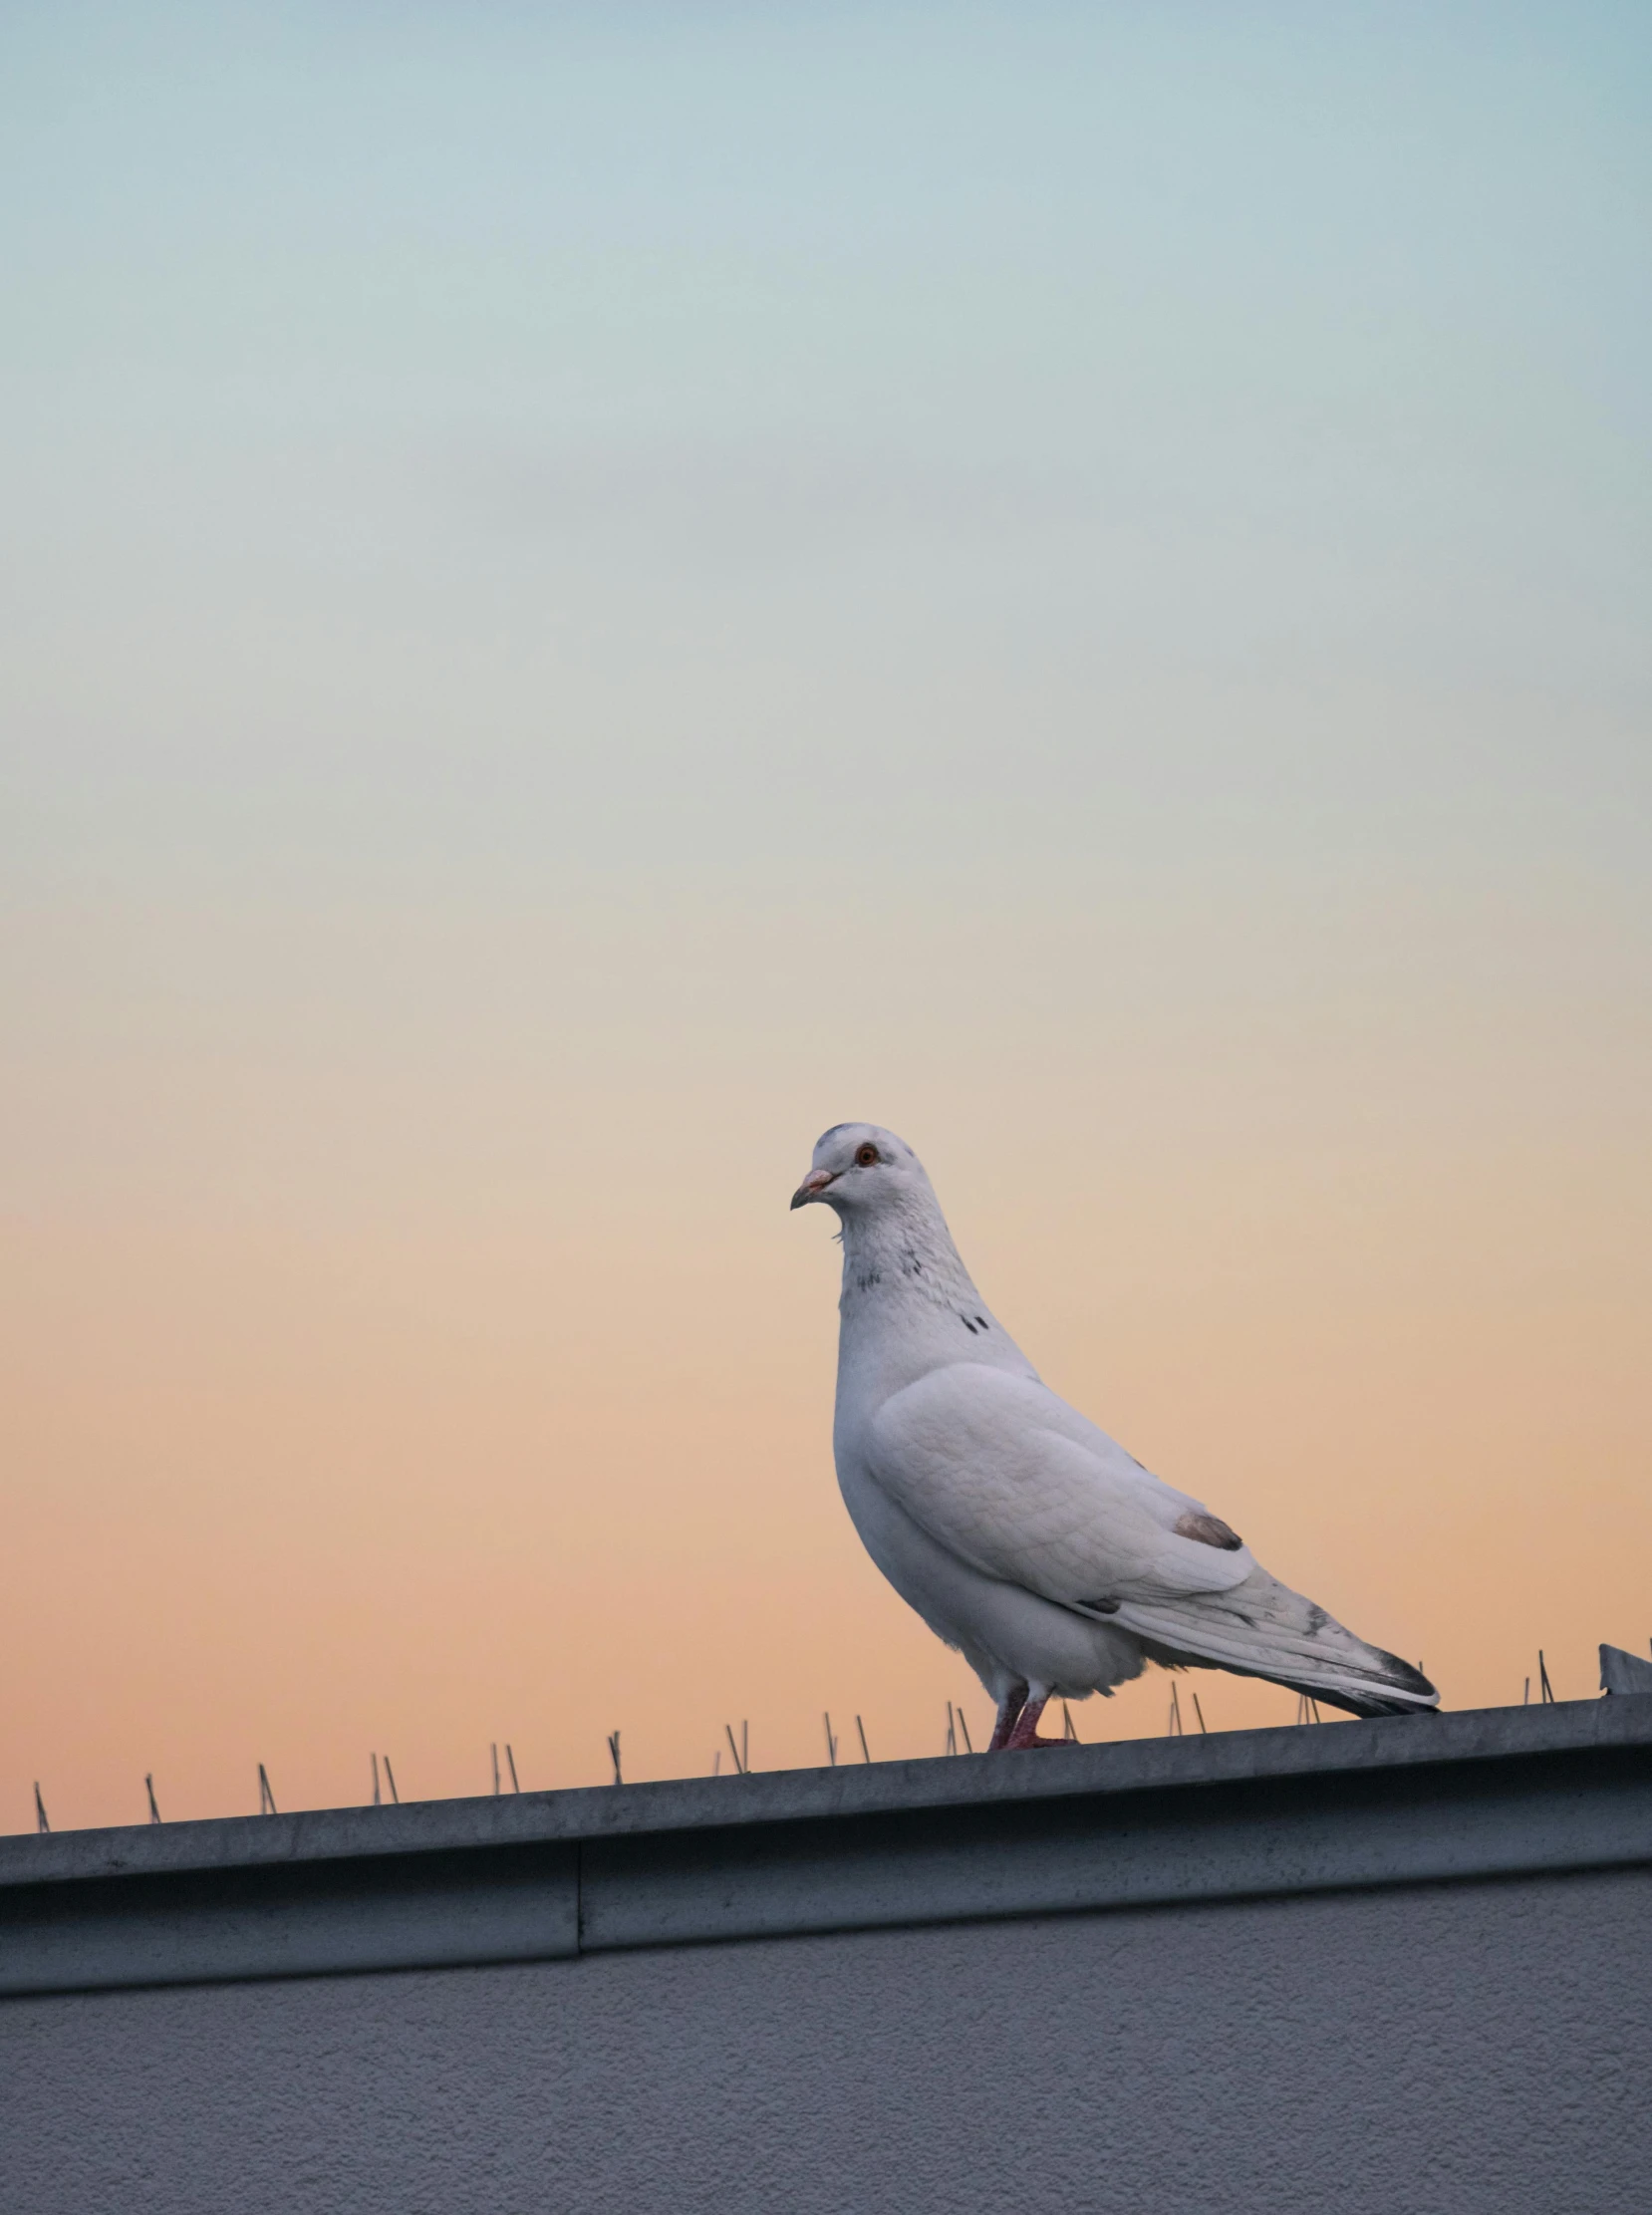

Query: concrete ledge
[1,1845,579,1995]
[4,1699,1649,1996]
[1601,1641,1652,1695]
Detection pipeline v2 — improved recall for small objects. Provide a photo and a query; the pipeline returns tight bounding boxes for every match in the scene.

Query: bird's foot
[987,1688,1028,1750]
[1001,1695,1066,1751]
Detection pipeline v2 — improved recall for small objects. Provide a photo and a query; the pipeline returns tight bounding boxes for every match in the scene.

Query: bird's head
[790,1124,930,1219]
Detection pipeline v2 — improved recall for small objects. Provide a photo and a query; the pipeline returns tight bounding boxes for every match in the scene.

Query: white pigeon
[792,1123,1439,1748]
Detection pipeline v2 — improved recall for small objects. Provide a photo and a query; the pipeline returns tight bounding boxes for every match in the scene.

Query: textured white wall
[4,1867,1648,2214]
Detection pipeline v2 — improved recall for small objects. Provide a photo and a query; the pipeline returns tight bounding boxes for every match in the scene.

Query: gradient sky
[4,4,1650,1829]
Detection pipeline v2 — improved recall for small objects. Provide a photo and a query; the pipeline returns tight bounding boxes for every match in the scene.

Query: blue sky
[5,2,1647,912]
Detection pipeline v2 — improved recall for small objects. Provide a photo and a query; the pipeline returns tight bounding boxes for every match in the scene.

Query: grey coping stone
[3,1698,1649,1996]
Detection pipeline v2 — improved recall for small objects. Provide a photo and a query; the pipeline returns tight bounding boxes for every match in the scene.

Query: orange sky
[6,887,1649,1830]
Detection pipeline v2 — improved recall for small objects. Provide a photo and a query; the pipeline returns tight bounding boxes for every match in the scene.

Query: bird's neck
[838,1193,974,1303]
[834,1198,1033,1401]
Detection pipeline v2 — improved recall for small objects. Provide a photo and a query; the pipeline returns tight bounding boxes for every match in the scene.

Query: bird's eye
[855,1143,880,1167]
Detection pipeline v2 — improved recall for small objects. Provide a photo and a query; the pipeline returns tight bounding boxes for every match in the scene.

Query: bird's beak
[790,1168,838,1210]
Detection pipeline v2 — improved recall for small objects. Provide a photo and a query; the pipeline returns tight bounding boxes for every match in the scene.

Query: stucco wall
[5,1863,1648,2215]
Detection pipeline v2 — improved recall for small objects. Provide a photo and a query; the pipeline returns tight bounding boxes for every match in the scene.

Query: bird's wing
[865,1362,1255,1610]
[866,1362,1437,1716]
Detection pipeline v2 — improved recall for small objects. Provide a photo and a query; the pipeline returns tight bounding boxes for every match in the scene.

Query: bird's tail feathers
[1113,1572,1438,1719]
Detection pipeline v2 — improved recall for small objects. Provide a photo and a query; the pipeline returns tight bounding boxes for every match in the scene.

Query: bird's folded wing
[866,1363,1255,1609]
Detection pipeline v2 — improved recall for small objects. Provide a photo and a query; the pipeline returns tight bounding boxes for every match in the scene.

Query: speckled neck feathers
[837,1188,979,1316]
[831,1184,1038,1412]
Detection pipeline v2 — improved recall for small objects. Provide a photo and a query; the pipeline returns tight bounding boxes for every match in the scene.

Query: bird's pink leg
[987,1690,1026,1750]
[1003,1694,1069,1750]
